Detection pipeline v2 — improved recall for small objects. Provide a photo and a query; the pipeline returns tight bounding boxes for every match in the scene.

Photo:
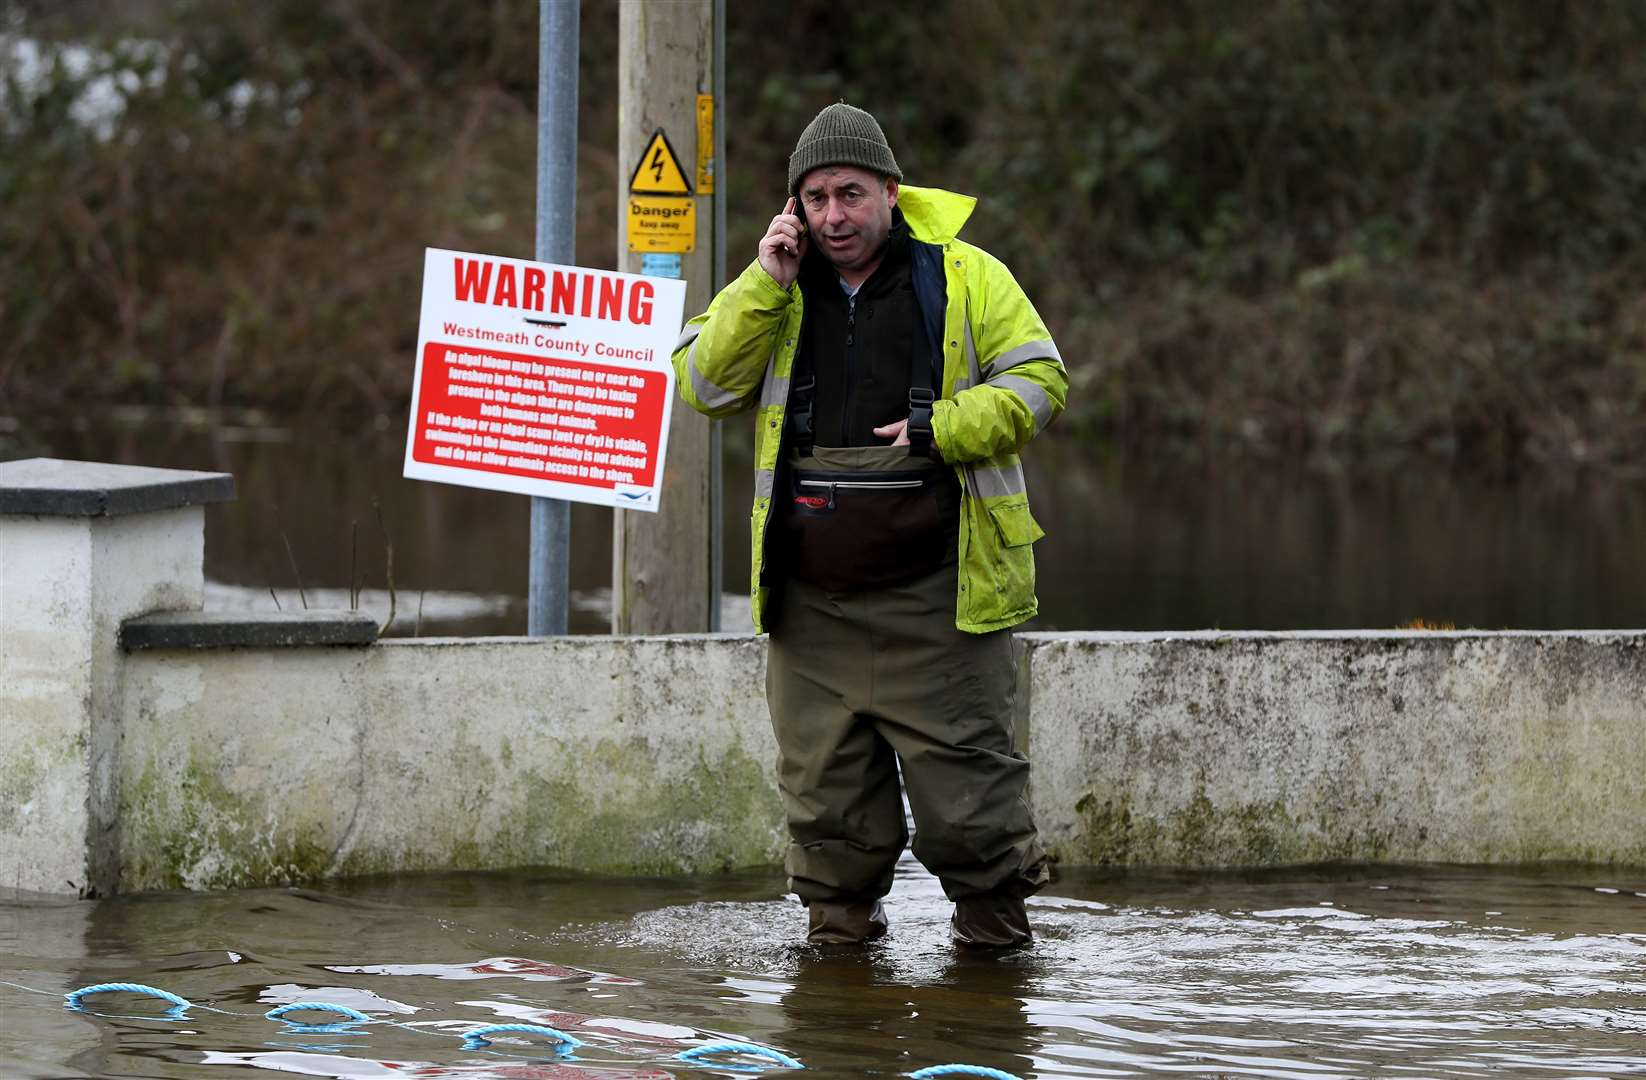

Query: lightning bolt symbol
[649,147,665,184]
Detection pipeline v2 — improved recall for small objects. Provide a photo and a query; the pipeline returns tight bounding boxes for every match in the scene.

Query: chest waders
[764,263,1050,946]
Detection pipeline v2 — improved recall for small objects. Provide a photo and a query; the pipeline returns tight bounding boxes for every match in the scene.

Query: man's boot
[951,892,1032,949]
[806,899,889,945]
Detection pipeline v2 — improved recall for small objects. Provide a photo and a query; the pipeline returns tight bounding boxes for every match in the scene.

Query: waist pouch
[779,445,959,593]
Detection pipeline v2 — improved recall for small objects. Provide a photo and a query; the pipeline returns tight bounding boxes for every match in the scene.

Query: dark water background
[4,419,1645,635]
[3,857,1643,1078]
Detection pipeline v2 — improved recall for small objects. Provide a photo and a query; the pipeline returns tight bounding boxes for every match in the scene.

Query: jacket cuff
[742,261,798,305]
[931,398,959,461]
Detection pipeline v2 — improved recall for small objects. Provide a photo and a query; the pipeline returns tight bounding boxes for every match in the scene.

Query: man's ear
[885,177,899,208]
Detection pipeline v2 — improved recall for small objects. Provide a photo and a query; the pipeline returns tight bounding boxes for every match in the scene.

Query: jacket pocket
[987,498,1045,548]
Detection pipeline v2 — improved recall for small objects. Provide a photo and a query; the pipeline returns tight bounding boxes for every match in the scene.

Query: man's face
[797,165,898,276]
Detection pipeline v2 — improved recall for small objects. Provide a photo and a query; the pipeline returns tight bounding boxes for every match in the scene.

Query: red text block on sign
[411,343,669,491]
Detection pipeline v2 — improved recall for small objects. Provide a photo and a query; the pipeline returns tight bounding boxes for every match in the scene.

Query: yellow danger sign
[627,194,696,253]
[628,129,692,196]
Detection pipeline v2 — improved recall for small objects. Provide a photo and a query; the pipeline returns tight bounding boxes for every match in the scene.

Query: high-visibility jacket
[672,185,1067,633]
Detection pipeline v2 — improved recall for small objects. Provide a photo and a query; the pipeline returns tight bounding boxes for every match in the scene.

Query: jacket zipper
[841,298,856,444]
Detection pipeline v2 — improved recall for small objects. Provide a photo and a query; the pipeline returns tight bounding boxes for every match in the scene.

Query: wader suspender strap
[786,285,817,456]
[787,363,817,457]
[903,314,936,459]
[907,242,948,458]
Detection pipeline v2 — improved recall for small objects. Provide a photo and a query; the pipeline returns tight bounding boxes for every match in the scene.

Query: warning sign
[626,128,695,254]
[628,129,691,196]
[403,248,686,512]
[627,194,696,253]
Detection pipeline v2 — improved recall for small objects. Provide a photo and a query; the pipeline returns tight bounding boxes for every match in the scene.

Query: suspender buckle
[906,387,935,456]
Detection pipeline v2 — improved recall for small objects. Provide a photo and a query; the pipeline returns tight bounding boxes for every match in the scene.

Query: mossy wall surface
[1,509,204,895]
[106,629,1646,894]
[1023,631,1646,868]
[116,637,784,892]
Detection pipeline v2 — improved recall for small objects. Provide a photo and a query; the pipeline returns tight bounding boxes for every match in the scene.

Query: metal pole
[529,0,578,636]
[708,0,726,631]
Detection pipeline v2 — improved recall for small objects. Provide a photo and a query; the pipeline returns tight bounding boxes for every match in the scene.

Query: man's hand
[758,197,808,289]
[872,418,911,446]
[876,417,946,459]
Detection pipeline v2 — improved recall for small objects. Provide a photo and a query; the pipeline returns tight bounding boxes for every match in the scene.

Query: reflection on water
[3,858,1643,1078]
[5,420,1645,633]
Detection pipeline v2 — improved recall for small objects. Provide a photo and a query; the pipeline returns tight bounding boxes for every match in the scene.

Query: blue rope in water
[908,1067,1023,1080]
[64,983,193,1016]
[59,980,823,1072]
[462,1022,584,1051]
[265,1001,374,1024]
[678,1041,805,1069]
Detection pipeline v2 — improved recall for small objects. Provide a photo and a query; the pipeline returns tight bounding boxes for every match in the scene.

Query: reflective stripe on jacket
[671,185,1067,633]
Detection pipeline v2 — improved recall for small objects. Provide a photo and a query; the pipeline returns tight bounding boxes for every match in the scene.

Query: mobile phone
[784,197,806,256]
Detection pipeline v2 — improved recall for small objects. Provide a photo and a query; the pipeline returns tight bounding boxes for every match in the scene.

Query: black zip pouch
[779,445,958,593]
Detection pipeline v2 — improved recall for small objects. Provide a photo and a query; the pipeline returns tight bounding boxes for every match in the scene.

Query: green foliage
[3,0,1644,465]
[1,0,550,414]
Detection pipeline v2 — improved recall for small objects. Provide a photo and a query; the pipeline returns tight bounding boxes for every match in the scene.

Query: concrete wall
[1023,632,1646,868]
[3,459,1643,896]
[109,630,1644,893]
[116,637,782,892]
[1,507,204,896]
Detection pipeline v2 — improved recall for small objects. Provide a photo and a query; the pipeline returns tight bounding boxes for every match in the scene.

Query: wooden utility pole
[612,0,718,633]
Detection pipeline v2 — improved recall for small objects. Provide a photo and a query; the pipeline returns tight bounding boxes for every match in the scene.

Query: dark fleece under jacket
[795,210,920,448]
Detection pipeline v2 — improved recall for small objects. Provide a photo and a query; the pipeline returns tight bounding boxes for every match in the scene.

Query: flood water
[6,418,1645,635]
[4,856,1643,1078]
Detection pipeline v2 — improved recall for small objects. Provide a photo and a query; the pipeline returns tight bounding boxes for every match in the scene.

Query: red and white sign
[403,248,686,512]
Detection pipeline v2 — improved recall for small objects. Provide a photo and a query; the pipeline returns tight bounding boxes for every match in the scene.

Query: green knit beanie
[787,102,902,193]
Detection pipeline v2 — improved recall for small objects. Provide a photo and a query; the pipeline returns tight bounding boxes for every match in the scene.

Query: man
[671,103,1066,948]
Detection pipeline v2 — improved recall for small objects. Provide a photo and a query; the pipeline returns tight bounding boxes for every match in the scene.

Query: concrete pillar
[0,459,233,896]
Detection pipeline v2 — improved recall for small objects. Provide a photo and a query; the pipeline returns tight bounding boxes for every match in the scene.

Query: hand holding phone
[758,197,808,289]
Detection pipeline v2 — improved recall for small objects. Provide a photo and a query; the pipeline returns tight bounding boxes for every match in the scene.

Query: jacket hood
[895,185,976,245]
